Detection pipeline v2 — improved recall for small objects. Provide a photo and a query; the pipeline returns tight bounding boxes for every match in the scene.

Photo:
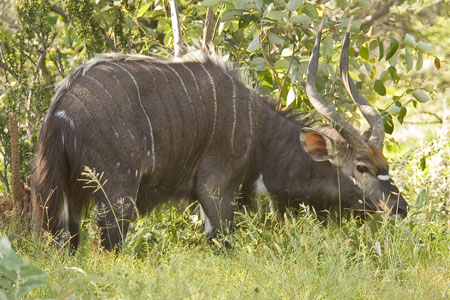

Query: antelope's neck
[258,106,306,193]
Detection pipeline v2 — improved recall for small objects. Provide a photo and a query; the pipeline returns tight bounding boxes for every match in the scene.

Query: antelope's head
[301,20,408,218]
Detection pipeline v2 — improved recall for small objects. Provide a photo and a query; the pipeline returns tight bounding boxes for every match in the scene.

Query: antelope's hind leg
[94,177,139,251]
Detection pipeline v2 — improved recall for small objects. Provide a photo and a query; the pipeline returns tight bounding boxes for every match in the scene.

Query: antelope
[32,21,407,250]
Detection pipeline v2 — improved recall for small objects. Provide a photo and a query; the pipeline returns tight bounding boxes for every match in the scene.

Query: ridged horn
[340,17,385,149]
[306,21,369,152]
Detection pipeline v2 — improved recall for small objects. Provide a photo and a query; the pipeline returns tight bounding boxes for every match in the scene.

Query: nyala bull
[32,23,407,250]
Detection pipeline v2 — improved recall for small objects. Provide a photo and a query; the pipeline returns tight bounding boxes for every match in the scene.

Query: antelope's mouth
[354,199,379,214]
[355,198,407,219]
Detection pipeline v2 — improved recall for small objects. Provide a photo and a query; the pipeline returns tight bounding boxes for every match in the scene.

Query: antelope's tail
[32,113,69,239]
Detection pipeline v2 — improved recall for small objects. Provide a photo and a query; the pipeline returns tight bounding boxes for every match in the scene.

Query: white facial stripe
[377,175,390,181]
[352,177,357,185]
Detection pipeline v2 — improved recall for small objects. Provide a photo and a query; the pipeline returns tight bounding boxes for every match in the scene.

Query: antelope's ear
[300,128,338,164]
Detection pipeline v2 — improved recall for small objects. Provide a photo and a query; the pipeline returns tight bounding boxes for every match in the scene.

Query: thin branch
[49,4,68,20]
[162,0,169,19]
[169,0,184,57]
[259,27,282,98]
[0,61,19,80]
[120,7,169,49]
[277,46,298,109]
[360,0,407,32]
[211,4,225,43]
[419,111,443,123]
[202,7,214,50]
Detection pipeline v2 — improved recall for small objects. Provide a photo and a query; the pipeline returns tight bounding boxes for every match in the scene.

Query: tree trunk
[169,0,184,57]
[9,113,29,228]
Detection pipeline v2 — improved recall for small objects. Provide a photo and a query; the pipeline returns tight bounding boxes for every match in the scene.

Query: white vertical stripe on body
[200,64,218,150]
[110,62,156,174]
[225,73,237,154]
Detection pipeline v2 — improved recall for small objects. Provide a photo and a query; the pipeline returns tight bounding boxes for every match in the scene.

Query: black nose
[392,194,408,218]
[395,203,408,218]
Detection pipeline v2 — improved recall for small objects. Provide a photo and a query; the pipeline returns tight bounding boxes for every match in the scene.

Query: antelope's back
[44,54,260,189]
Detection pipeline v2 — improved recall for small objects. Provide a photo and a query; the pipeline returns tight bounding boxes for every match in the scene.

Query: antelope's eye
[356,165,368,173]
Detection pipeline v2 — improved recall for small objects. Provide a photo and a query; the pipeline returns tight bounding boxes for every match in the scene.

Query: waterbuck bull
[32,23,407,250]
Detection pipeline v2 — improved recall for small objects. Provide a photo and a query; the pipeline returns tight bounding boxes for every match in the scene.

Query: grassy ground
[1,126,449,300]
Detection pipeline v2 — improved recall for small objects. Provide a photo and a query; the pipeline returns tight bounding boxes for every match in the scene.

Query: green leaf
[268,32,285,45]
[374,80,386,96]
[369,40,378,50]
[250,57,266,71]
[0,237,12,254]
[286,0,303,11]
[416,51,423,71]
[385,37,398,61]
[416,41,433,54]
[222,10,241,21]
[354,0,371,7]
[404,33,417,47]
[363,61,373,73]
[234,0,252,9]
[322,37,333,58]
[0,278,14,292]
[387,66,399,84]
[412,89,430,103]
[290,13,311,24]
[17,279,47,298]
[20,265,48,279]
[0,290,13,300]
[303,3,318,19]
[136,3,151,18]
[0,264,16,283]
[377,37,384,61]
[264,10,287,21]
[359,47,369,60]
[379,70,390,82]
[247,33,260,51]
[415,189,428,205]
[202,0,221,6]
[388,50,398,67]
[274,58,290,71]
[405,48,413,72]
[381,112,394,134]
[398,106,407,124]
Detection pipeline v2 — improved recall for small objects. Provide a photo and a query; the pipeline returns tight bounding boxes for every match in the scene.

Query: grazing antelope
[32,21,407,250]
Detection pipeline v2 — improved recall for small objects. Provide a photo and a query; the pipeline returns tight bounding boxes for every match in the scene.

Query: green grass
[1,128,449,300]
[2,205,450,300]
